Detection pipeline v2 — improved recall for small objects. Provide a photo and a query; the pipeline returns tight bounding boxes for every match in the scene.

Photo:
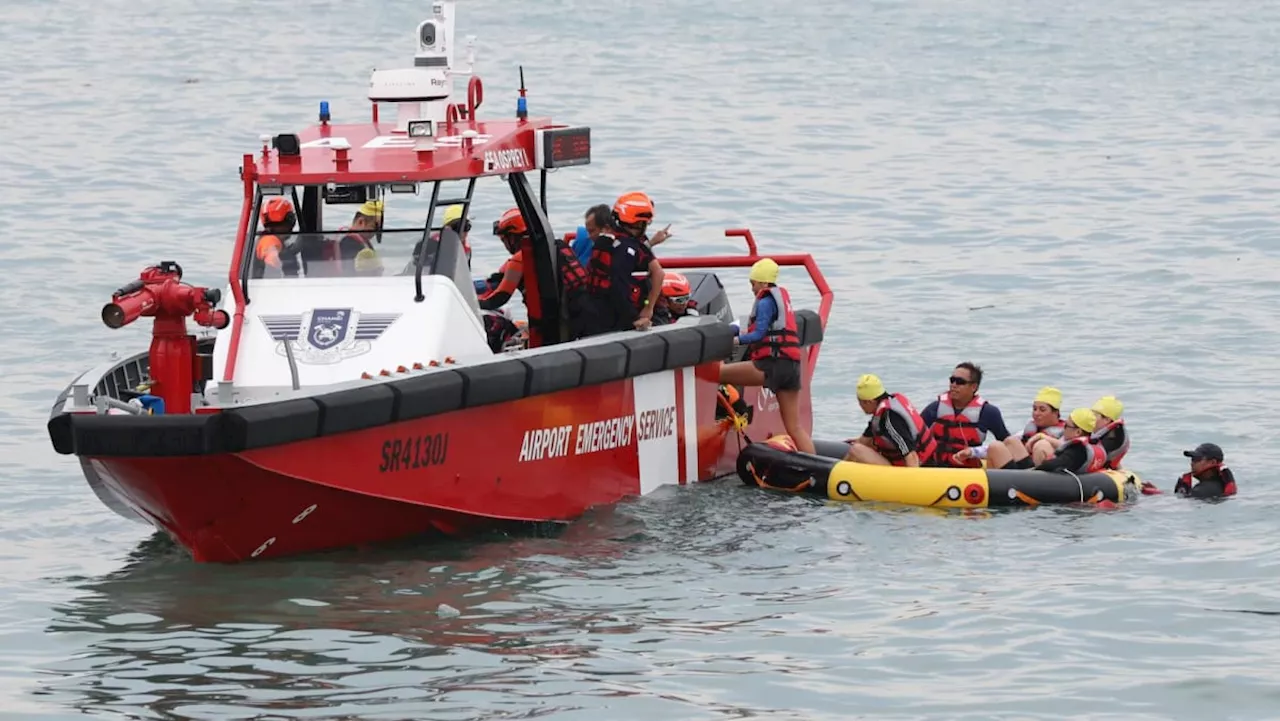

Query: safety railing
[658,228,833,378]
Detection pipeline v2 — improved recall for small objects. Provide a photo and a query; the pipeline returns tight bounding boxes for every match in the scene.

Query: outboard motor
[682,271,734,323]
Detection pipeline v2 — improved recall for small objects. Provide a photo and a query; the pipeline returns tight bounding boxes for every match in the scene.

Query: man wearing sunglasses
[920,362,1012,467]
[652,272,698,325]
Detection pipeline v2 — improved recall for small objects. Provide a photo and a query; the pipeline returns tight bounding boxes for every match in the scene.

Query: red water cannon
[101,261,230,415]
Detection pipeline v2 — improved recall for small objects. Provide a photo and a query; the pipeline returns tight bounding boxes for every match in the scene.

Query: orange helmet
[493,208,528,236]
[612,191,655,226]
[662,271,690,299]
[261,198,295,226]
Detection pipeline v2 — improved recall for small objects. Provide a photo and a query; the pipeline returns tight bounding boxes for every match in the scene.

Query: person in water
[920,362,1012,467]
[1090,395,1129,469]
[845,373,937,467]
[963,407,1105,473]
[719,258,815,454]
[1174,443,1237,499]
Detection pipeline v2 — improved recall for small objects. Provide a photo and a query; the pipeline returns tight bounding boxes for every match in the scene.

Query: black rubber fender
[577,342,629,385]
[221,398,321,451]
[391,369,466,422]
[623,334,668,377]
[524,350,584,395]
[72,413,227,457]
[696,322,737,363]
[458,361,529,408]
[662,327,705,370]
[313,384,396,436]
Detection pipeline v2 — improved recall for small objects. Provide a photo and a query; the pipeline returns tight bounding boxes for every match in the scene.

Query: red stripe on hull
[79,360,816,562]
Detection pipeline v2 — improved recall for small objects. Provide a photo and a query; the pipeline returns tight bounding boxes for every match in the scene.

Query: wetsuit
[1175,467,1238,499]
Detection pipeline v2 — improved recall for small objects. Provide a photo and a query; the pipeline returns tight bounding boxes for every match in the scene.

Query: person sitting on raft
[1021,386,1065,444]
[845,373,938,467]
[720,258,815,455]
[920,362,1012,467]
[959,407,1105,473]
[1174,442,1237,499]
[1089,395,1129,470]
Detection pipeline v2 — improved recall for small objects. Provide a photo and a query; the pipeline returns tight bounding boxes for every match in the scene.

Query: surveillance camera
[418,20,438,50]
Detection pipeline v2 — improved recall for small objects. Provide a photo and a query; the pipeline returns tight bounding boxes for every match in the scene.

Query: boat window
[245,182,484,284]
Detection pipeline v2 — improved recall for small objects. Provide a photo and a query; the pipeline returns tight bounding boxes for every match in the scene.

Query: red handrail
[659,228,832,379]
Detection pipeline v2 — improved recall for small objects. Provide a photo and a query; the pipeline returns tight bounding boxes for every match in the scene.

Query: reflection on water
[37,509,644,719]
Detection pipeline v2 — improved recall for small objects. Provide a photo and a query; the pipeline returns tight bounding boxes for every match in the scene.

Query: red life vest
[322,227,372,262]
[870,393,938,466]
[1021,418,1065,442]
[555,239,588,294]
[930,393,988,467]
[1175,466,1237,497]
[1054,435,1107,473]
[585,232,646,307]
[745,286,802,363]
[1089,417,1129,469]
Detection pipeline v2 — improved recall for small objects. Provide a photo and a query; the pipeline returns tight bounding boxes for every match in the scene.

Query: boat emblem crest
[257,309,401,365]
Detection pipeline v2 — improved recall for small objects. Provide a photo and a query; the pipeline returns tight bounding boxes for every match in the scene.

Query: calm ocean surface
[3,0,1280,718]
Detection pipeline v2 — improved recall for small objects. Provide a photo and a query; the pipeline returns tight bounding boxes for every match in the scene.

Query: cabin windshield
[245,181,481,285]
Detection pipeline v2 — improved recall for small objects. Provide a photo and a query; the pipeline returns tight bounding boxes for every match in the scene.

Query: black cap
[1183,443,1224,462]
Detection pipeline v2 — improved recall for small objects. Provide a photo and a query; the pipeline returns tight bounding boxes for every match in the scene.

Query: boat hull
[50,316,823,562]
[737,436,1143,508]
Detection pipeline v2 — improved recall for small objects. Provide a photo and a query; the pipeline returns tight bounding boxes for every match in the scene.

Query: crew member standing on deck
[920,362,1012,467]
[719,258,815,455]
[251,198,299,279]
[583,192,665,333]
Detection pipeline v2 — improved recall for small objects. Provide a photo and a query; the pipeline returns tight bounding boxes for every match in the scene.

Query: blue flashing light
[516,95,527,119]
[319,101,331,123]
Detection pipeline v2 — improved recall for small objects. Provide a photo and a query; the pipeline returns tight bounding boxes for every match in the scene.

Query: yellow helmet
[856,373,886,401]
[357,199,384,218]
[749,258,779,284]
[442,204,465,225]
[1069,407,1097,434]
[353,247,383,273]
[1034,386,1062,410]
[1092,395,1123,421]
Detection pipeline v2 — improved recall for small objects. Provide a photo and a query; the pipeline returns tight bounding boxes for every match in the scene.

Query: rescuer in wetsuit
[251,198,301,278]
[583,192,665,334]
[1174,443,1238,499]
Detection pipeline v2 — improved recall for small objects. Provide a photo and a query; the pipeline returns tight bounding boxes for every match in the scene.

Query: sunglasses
[949,376,973,386]
[666,294,689,304]
[1064,422,1079,430]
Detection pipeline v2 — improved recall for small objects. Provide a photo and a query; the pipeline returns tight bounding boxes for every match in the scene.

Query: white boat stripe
[682,366,698,484]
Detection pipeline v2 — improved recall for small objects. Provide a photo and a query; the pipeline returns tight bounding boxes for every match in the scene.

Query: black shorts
[753,357,802,392]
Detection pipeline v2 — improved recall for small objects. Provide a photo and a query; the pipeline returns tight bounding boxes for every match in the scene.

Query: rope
[1062,469,1084,502]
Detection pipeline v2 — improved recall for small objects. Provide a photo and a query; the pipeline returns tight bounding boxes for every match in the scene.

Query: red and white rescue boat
[46,0,832,563]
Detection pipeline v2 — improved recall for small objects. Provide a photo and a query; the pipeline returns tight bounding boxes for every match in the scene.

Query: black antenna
[516,65,528,120]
